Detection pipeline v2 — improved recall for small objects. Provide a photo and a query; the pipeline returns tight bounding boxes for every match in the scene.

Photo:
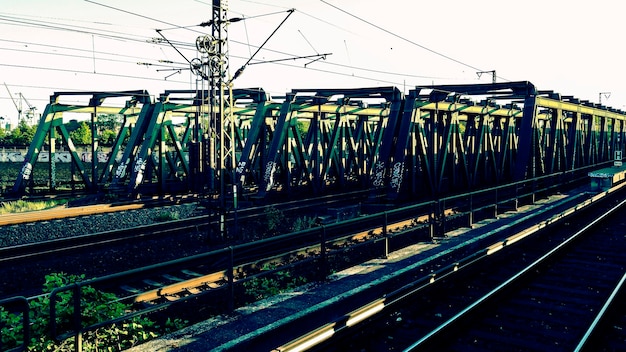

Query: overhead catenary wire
[299,30,318,54]
[240,0,355,34]
[0,26,451,87]
[0,1,483,112]
[0,3,463,84]
[0,14,153,46]
[320,0,486,75]
[230,8,295,82]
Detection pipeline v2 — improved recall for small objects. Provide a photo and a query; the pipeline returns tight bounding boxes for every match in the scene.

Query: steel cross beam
[12,91,149,196]
[237,87,403,199]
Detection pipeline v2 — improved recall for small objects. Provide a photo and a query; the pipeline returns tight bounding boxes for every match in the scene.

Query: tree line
[0,114,122,147]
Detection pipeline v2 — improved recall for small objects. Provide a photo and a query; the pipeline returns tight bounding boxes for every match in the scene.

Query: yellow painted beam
[536,96,626,121]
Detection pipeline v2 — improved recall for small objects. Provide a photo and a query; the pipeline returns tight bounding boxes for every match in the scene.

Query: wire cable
[320,0,485,74]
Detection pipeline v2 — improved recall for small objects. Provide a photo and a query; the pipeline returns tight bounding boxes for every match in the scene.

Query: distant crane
[4,82,38,125]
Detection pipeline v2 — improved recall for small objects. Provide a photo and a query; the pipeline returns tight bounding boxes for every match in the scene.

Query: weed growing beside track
[1,273,186,352]
[0,199,68,214]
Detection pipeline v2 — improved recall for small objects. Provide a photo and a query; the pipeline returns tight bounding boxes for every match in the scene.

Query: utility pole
[213,0,236,209]
[192,0,235,201]
[192,0,236,242]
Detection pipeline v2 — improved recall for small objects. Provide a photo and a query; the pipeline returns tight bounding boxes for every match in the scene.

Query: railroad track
[0,189,373,228]
[0,190,380,298]
[0,216,207,264]
[0,202,147,226]
[284,185,626,351]
[78,205,439,305]
[0,189,373,254]
[1,180,597,350]
[409,197,626,351]
[577,271,626,351]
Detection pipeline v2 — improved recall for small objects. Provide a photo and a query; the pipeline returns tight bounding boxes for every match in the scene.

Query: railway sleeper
[120,285,141,294]
[533,271,615,290]
[143,279,165,288]
[493,304,590,329]
[536,286,614,306]
[487,315,579,343]
[558,254,624,269]
[186,287,202,295]
[162,274,185,282]
[454,327,557,351]
[181,269,204,277]
[530,281,616,298]
[134,271,227,304]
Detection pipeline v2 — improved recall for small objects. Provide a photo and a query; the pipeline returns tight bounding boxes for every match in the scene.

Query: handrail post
[532,177,537,204]
[320,225,328,279]
[429,201,435,240]
[228,246,234,313]
[0,296,30,352]
[383,212,389,259]
[50,283,83,352]
[431,200,444,239]
[468,192,474,228]
[494,187,499,218]
[73,285,82,352]
[439,198,446,237]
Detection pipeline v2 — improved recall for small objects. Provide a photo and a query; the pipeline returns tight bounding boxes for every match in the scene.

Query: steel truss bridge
[10,81,626,201]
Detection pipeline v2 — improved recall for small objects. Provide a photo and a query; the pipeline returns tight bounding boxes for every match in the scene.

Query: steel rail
[574,271,626,352]
[0,203,146,226]
[0,190,371,262]
[0,216,207,263]
[272,181,625,352]
[132,209,437,304]
[404,197,626,351]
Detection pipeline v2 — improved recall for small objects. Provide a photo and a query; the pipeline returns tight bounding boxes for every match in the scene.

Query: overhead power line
[320,0,486,74]
[0,1,478,100]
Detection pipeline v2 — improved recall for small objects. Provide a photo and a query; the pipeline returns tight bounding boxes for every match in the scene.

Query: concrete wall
[0,147,112,163]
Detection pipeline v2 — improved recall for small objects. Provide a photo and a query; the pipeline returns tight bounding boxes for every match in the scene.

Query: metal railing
[0,168,598,351]
[0,297,29,352]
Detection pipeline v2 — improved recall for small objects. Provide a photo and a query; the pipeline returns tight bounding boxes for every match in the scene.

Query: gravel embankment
[0,203,200,247]
[0,203,210,298]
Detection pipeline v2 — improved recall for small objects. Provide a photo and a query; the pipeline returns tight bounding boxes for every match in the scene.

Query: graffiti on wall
[0,148,113,163]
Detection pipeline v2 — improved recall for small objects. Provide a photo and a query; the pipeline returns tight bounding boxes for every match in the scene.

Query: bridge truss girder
[382,81,626,200]
[235,87,404,198]
[11,91,150,196]
[12,82,626,201]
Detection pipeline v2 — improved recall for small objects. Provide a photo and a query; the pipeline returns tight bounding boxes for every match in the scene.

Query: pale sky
[1,0,624,127]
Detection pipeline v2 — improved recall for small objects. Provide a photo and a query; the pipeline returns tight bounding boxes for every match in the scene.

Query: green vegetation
[0,199,69,214]
[242,264,308,303]
[292,215,317,232]
[241,206,319,240]
[264,206,287,236]
[0,273,186,352]
[68,121,92,145]
[0,121,36,146]
[0,114,124,147]
[154,209,181,222]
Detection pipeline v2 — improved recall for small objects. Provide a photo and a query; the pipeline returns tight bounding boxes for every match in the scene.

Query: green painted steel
[12,91,150,195]
[11,83,626,201]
